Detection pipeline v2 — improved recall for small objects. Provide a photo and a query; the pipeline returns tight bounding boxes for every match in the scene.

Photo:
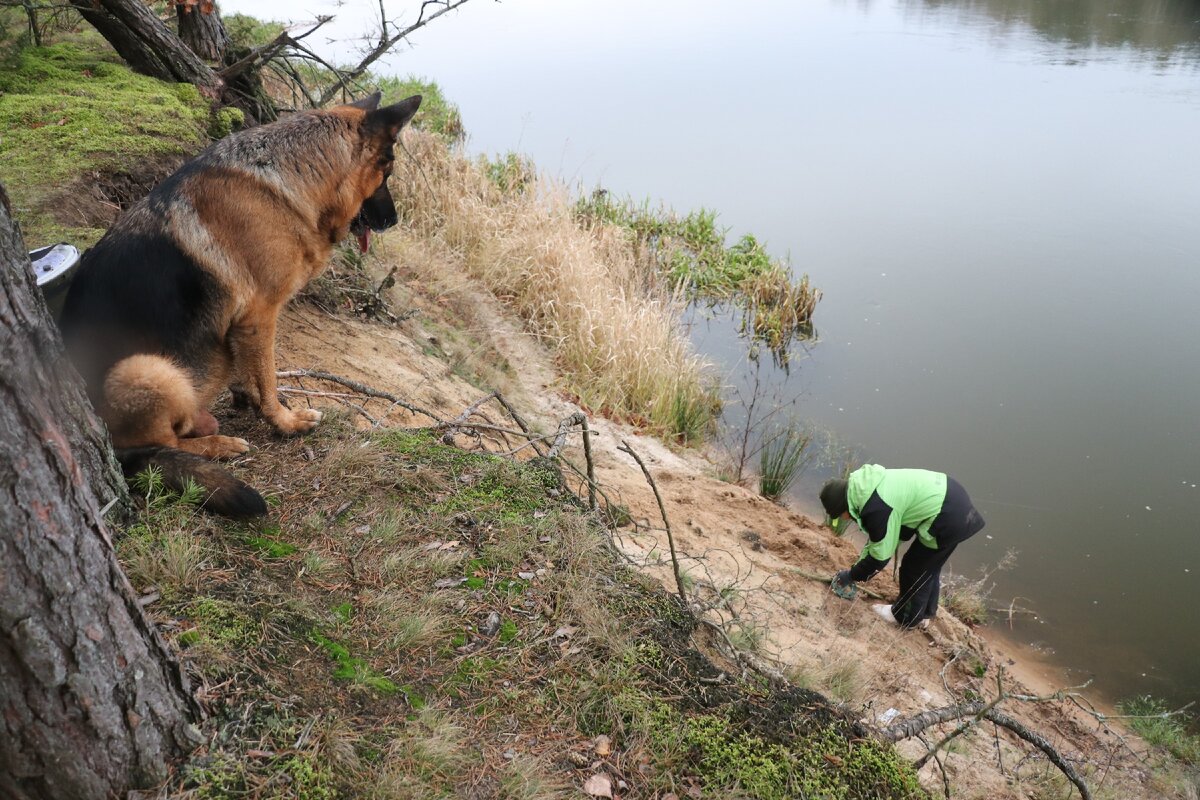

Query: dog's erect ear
[363,95,422,141]
[347,90,383,112]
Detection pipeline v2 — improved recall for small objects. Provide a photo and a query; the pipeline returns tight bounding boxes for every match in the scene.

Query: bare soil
[266,237,1168,800]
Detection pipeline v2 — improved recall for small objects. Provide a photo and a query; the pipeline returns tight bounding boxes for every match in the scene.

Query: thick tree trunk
[177,2,229,62]
[70,0,224,98]
[0,185,202,799]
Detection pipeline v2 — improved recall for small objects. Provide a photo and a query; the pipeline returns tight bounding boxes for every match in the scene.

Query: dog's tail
[117,446,268,518]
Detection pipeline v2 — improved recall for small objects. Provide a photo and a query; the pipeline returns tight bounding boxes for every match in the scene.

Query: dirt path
[272,243,1162,800]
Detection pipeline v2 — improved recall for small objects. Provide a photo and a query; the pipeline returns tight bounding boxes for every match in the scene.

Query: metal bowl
[30,243,80,321]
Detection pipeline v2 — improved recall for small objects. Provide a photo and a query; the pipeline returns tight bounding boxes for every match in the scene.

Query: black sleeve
[848,490,892,582]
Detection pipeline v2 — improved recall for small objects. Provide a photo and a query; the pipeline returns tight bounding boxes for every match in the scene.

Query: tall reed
[758,424,814,501]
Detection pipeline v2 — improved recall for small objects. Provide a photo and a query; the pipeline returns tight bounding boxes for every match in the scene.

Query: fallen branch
[276,368,440,423]
[880,699,1092,800]
[915,668,1008,769]
[545,412,586,458]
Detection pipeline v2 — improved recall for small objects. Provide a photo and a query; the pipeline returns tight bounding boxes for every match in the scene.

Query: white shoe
[872,604,898,625]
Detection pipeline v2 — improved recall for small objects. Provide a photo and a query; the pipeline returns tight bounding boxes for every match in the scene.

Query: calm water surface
[231,0,1200,706]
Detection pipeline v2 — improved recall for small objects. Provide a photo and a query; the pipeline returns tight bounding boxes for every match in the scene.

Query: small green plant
[131,465,205,510]
[758,422,814,501]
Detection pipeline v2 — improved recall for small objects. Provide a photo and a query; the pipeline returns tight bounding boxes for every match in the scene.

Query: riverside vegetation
[3,10,1197,798]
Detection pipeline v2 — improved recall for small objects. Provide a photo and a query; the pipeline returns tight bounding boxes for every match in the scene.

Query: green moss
[310,629,409,698]
[605,684,924,799]
[187,598,258,650]
[277,755,337,800]
[209,105,245,139]
[0,41,211,246]
[186,752,336,800]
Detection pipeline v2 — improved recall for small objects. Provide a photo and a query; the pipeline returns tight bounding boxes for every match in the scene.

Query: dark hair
[819,479,849,519]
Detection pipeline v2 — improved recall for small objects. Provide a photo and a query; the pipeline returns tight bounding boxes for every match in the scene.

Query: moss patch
[0,40,210,246]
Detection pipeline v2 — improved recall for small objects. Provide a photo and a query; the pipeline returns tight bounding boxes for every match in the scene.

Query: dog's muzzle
[349,182,399,253]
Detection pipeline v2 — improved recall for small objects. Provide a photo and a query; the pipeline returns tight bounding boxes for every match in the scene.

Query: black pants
[891,478,985,628]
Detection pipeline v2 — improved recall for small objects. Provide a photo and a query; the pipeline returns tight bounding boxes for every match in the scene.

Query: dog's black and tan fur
[59,92,422,516]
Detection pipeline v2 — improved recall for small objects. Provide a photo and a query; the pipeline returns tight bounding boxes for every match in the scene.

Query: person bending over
[820,464,986,629]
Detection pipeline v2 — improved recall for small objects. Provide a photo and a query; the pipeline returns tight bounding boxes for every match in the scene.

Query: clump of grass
[758,422,815,501]
[117,467,212,599]
[943,584,990,626]
[822,656,865,703]
[942,549,1018,627]
[1118,696,1200,764]
[390,129,722,442]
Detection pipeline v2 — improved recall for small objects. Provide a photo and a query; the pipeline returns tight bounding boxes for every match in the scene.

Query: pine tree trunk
[69,0,225,98]
[0,185,202,798]
[177,2,229,63]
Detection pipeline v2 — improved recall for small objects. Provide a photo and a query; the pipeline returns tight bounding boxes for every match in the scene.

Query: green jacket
[847,464,947,563]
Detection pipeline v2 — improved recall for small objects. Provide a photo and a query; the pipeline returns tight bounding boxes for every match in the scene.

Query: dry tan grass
[392,132,718,436]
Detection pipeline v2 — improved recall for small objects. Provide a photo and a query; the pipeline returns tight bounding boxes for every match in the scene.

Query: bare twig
[219,15,332,81]
[316,0,480,106]
[617,439,688,610]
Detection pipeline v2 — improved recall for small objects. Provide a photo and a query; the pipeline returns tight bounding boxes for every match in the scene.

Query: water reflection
[902,0,1200,66]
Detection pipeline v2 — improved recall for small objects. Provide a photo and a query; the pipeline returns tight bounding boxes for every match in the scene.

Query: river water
[227,0,1200,708]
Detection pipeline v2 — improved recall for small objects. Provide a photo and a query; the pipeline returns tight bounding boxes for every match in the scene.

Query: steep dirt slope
[268,237,1166,800]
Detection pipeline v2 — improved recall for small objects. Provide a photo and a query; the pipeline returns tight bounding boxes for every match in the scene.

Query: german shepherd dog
[59,92,422,516]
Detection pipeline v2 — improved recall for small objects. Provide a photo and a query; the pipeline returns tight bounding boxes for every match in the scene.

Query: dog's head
[344,92,422,252]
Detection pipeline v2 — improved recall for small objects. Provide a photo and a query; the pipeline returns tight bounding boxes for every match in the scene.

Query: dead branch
[915,668,1008,769]
[880,698,1092,800]
[491,393,545,456]
[545,412,586,458]
[219,15,332,81]
[316,0,479,106]
[618,439,688,610]
[579,414,597,511]
[276,368,441,423]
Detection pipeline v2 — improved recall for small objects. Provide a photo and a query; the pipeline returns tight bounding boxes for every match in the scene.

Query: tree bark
[69,0,224,98]
[0,184,202,799]
[176,1,229,62]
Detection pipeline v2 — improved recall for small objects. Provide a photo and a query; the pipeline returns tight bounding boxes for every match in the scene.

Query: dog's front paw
[271,407,322,436]
[178,435,251,459]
